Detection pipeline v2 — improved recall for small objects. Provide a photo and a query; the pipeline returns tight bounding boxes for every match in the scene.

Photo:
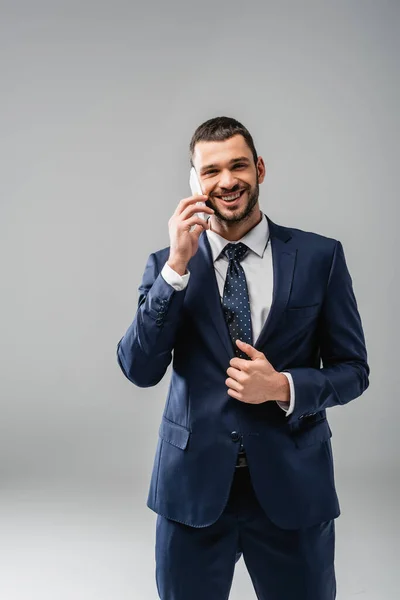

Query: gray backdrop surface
[0,1,398,599]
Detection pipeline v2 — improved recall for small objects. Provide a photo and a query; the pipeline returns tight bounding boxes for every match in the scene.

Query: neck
[209,207,263,241]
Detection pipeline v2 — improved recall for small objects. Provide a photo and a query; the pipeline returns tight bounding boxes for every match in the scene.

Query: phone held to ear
[189,167,210,226]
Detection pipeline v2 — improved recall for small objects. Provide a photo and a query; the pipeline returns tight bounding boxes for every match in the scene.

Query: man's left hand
[225,339,290,404]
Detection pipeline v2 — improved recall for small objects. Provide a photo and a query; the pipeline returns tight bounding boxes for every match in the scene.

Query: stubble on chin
[212,190,259,224]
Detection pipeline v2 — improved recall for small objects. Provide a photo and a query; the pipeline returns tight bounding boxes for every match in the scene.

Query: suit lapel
[186,214,297,367]
[189,230,233,364]
[254,216,297,350]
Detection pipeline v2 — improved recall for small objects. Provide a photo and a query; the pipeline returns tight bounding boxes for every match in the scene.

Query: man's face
[192,134,265,223]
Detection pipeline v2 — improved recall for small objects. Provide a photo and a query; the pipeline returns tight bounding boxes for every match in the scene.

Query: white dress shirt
[160,213,295,416]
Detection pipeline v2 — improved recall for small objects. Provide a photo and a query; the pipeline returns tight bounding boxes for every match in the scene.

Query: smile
[217,189,246,204]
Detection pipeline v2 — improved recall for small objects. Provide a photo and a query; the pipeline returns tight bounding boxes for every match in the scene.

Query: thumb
[235,339,264,360]
[191,219,210,239]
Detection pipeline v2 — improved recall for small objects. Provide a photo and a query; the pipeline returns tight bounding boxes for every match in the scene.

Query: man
[116,116,370,599]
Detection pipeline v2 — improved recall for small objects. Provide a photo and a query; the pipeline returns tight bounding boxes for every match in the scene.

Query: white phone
[189,167,210,224]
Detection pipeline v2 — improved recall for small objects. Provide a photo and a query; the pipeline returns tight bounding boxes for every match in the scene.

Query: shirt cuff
[161,262,190,291]
[276,372,295,417]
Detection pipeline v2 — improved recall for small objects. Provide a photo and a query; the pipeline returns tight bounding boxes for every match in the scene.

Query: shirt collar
[206,212,269,262]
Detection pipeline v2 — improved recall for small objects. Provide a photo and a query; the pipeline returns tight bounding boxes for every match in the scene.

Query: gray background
[0,1,398,598]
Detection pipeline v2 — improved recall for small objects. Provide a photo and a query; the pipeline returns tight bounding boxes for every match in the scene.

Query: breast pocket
[285,303,320,319]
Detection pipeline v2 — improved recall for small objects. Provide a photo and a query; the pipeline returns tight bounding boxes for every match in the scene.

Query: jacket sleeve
[283,240,370,423]
[116,252,188,387]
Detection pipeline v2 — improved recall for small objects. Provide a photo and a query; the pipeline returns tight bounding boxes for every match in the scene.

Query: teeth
[221,191,242,201]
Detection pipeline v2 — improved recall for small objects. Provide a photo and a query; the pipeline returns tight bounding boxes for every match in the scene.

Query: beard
[209,176,260,224]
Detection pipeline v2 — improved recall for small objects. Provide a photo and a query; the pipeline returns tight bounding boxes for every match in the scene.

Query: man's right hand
[167,195,214,275]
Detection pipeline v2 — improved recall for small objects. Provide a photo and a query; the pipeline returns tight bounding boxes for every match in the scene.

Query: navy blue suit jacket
[117,214,370,530]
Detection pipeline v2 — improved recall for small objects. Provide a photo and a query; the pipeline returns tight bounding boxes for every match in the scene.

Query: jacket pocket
[159,416,191,450]
[292,418,332,449]
[285,303,320,318]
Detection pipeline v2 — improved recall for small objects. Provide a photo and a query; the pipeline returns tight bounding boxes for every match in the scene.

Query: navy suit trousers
[155,466,336,600]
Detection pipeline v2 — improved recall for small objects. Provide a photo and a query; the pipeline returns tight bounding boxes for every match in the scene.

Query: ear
[256,156,266,184]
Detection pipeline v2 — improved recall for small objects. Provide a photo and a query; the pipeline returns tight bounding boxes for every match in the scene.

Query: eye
[204,163,246,175]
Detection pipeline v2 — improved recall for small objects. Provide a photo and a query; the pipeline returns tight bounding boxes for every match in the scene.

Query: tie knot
[223,242,249,262]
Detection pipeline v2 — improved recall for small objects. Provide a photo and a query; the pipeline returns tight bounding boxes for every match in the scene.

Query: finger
[225,377,243,391]
[185,216,211,232]
[235,340,264,360]
[180,204,214,223]
[226,366,245,381]
[227,388,244,401]
[189,219,211,237]
[175,195,210,216]
[229,358,250,371]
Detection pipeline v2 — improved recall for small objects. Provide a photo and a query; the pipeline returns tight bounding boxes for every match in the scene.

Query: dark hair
[189,116,258,167]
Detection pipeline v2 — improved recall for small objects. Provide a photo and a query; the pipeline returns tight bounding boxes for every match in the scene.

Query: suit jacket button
[231,431,240,442]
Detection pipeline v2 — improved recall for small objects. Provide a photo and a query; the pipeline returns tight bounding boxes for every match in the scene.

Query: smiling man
[197,138,261,229]
[116,116,370,600]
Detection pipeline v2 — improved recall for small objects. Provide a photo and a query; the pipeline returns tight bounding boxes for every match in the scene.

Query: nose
[218,169,239,192]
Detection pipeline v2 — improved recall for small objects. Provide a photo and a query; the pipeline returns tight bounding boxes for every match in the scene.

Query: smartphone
[189,167,210,224]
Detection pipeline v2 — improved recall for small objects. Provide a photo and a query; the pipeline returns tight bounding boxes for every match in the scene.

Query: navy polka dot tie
[222,242,253,359]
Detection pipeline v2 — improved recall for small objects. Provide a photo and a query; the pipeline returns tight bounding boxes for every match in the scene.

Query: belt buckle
[235,452,248,468]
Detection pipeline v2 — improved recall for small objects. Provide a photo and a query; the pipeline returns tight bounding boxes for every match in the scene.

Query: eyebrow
[200,156,250,174]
